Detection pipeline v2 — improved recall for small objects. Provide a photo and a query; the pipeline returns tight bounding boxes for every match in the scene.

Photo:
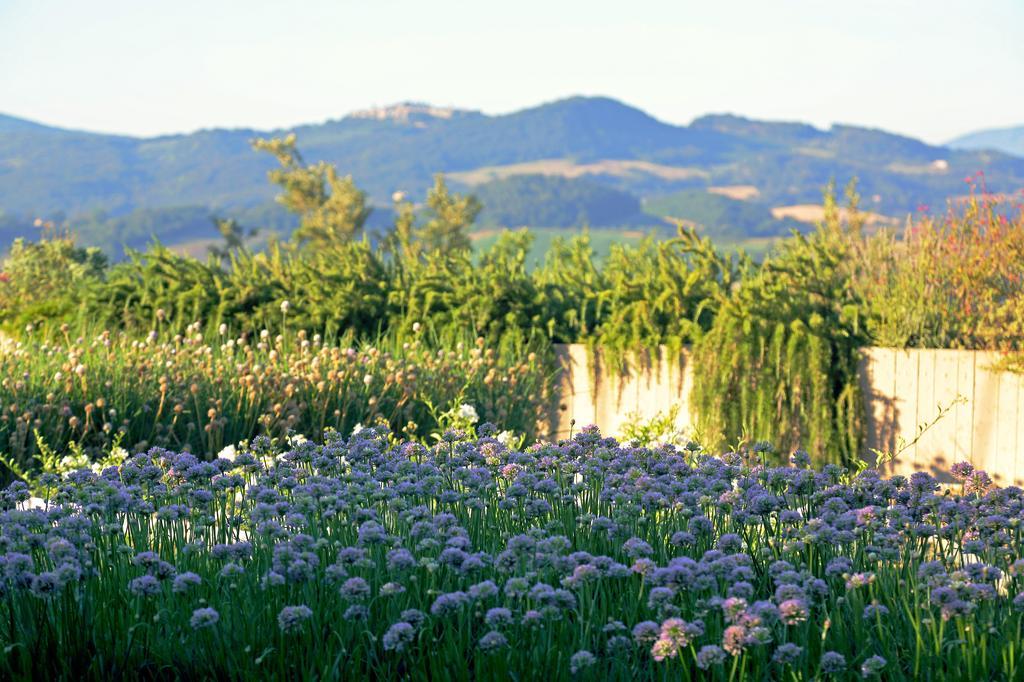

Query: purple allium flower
[950,461,974,480]
[789,450,811,468]
[469,580,499,600]
[940,599,976,621]
[965,470,993,495]
[400,609,426,628]
[606,635,632,654]
[521,609,543,627]
[916,561,947,583]
[728,581,755,600]
[344,604,369,621]
[340,577,371,601]
[716,534,743,553]
[430,591,469,616]
[775,583,806,602]
[190,607,219,630]
[1013,593,1024,611]
[129,575,160,597]
[262,571,286,589]
[622,537,654,559]
[385,547,416,572]
[382,621,416,652]
[219,562,244,579]
[820,651,846,673]
[669,531,696,547]
[569,650,596,674]
[277,605,313,633]
[356,520,390,546]
[132,551,161,568]
[772,643,803,665]
[632,620,661,644]
[863,602,890,620]
[647,586,676,610]
[478,630,509,653]
[172,571,201,594]
[30,572,60,598]
[484,607,514,629]
[504,577,530,599]
[861,655,886,677]
[696,644,727,669]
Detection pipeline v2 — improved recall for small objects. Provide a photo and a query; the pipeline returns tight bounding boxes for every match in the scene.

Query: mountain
[948,125,1024,158]
[2,97,1023,255]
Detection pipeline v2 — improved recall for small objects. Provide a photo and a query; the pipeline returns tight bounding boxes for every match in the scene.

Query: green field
[470,226,779,266]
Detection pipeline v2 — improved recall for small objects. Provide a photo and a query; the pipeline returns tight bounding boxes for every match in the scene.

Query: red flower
[0,272,10,283]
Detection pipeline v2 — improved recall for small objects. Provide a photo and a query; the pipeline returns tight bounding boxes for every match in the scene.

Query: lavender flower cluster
[1,425,1023,680]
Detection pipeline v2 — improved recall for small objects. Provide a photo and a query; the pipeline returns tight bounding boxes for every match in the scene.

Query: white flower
[58,452,89,476]
[363,375,373,386]
[457,404,479,424]
[392,190,406,203]
[218,323,228,336]
[412,322,421,333]
[351,423,364,435]
[217,444,237,462]
[280,300,290,314]
[496,430,515,446]
[288,434,308,447]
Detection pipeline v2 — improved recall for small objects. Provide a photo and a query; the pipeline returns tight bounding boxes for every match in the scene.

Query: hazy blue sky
[1,0,1021,143]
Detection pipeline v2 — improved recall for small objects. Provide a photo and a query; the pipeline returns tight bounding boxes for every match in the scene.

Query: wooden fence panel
[546,345,1023,484]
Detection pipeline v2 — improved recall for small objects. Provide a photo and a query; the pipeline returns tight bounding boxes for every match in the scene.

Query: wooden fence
[545,345,1024,485]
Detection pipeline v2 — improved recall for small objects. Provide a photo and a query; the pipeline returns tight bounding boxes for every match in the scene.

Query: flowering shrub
[855,185,1024,354]
[2,426,1023,679]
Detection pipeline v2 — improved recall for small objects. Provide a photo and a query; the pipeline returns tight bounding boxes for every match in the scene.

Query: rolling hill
[948,125,1024,158]
[2,97,1023,255]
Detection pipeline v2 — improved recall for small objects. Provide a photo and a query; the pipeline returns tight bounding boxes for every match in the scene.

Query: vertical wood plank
[892,349,921,477]
[952,351,976,467]
[920,350,960,477]
[568,344,596,434]
[859,348,897,471]
[677,348,695,438]
[910,350,937,474]
[972,351,1003,482]
[1016,373,1024,487]
[994,365,1020,486]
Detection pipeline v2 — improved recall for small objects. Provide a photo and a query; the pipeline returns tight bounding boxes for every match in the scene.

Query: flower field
[2,426,1023,680]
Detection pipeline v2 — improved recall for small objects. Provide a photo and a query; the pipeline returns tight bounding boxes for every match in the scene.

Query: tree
[417,175,480,254]
[252,134,370,248]
[208,217,258,261]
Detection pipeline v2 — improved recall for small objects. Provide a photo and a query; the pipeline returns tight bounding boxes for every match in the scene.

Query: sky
[0,0,1021,144]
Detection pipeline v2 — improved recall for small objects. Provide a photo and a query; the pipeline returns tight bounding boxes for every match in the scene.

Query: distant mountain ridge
[1,96,1023,255]
[948,125,1024,158]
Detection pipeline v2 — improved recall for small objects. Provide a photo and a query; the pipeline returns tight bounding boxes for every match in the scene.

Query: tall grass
[0,322,552,481]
